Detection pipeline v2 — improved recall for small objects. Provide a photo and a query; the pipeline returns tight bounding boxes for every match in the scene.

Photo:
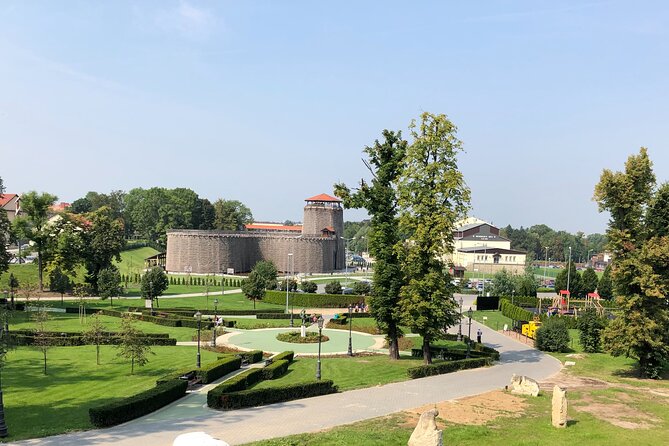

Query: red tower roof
[305,193,341,202]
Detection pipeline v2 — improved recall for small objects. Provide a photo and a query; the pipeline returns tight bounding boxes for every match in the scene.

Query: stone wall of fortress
[166,230,341,274]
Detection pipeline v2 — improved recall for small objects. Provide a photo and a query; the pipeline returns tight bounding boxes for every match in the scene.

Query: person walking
[476,328,482,343]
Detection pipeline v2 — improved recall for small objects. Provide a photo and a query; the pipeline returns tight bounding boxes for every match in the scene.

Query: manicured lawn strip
[471,310,513,331]
[114,246,160,275]
[0,263,40,288]
[121,283,237,297]
[251,355,428,392]
[231,318,294,329]
[2,346,220,442]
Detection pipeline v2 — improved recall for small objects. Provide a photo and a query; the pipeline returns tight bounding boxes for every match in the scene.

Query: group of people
[351,302,368,313]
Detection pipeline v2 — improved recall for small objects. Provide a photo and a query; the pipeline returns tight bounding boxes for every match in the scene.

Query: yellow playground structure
[522,318,542,339]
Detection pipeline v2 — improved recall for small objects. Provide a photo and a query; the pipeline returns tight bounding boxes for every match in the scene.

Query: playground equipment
[522,317,542,339]
[584,292,605,317]
[548,290,571,316]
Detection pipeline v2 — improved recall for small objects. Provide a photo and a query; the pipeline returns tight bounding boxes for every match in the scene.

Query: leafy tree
[352,281,371,295]
[252,260,278,289]
[397,112,470,364]
[12,191,58,291]
[514,269,538,297]
[213,199,254,230]
[70,197,92,214]
[577,308,607,353]
[49,267,71,305]
[44,214,84,280]
[81,207,125,294]
[490,269,516,296]
[324,281,343,295]
[116,314,153,374]
[554,262,583,297]
[98,266,122,306]
[645,182,669,237]
[0,178,11,275]
[535,317,569,352]
[581,267,599,295]
[300,281,318,293]
[7,273,19,307]
[32,305,52,374]
[242,270,266,309]
[334,129,408,360]
[595,148,669,378]
[597,265,613,299]
[83,313,108,365]
[278,279,298,292]
[141,267,169,307]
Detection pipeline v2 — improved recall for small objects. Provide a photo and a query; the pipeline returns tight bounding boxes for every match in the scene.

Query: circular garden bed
[276,331,329,344]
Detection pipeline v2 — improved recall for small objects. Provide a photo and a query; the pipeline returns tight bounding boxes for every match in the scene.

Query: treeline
[70,189,253,247]
[500,224,607,263]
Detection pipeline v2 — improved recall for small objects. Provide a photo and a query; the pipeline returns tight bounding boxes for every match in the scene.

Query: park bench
[179,371,202,388]
[263,358,274,367]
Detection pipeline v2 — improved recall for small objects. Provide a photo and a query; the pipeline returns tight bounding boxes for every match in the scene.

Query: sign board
[145,299,152,309]
[227,268,235,275]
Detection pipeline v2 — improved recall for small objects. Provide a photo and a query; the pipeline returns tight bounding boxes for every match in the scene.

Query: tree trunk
[43,350,47,375]
[253,298,256,309]
[386,322,400,360]
[96,345,100,365]
[422,337,432,365]
[131,356,135,375]
[37,251,43,292]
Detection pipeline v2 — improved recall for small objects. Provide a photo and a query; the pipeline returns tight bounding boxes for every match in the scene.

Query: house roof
[0,193,18,207]
[245,224,302,232]
[304,193,341,203]
[458,247,526,255]
[50,202,71,212]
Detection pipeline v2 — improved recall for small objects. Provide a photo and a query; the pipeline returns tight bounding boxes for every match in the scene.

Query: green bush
[214,309,284,315]
[324,281,343,295]
[411,345,499,361]
[352,281,371,295]
[256,313,293,319]
[214,380,338,410]
[271,351,295,363]
[407,358,491,379]
[499,298,535,322]
[577,308,607,353]
[535,317,570,352]
[261,359,290,380]
[89,379,187,427]
[198,356,242,384]
[300,281,318,293]
[207,368,265,408]
[263,290,365,308]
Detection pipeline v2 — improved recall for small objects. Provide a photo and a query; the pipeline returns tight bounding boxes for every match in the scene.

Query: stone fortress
[165,194,345,274]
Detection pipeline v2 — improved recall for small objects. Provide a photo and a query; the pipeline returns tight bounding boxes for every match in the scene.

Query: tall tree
[242,270,266,309]
[116,314,153,374]
[554,262,583,297]
[0,178,11,275]
[81,207,125,294]
[595,148,669,378]
[98,266,122,307]
[12,191,58,291]
[597,264,613,299]
[335,130,408,359]
[397,112,471,364]
[48,267,71,305]
[252,260,278,289]
[213,199,254,230]
[581,267,599,295]
[141,267,169,307]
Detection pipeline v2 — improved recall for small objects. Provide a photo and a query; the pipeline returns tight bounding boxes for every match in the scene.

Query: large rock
[551,385,568,428]
[408,409,443,446]
[173,432,229,446]
[508,374,540,397]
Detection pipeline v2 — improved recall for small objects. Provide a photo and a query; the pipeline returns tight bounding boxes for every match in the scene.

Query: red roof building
[304,193,341,203]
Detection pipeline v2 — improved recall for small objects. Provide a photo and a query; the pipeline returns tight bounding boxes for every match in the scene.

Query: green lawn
[253,354,428,392]
[0,263,39,289]
[472,310,513,331]
[114,246,160,276]
[2,345,220,442]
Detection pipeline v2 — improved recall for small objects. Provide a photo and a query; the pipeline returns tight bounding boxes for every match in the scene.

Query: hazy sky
[2,1,668,234]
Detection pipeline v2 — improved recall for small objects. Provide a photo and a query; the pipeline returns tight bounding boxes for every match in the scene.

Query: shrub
[499,298,535,322]
[89,379,187,427]
[263,290,365,308]
[198,356,242,383]
[256,313,293,319]
[535,317,570,352]
[261,359,290,380]
[276,331,328,344]
[207,368,265,408]
[239,350,264,364]
[300,281,318,293]
[272,351,295,363]
[214,380,337,410]
[577,308,607,353]
[324,281,343,295]
[352,281,371,295]
[407,358,491,379]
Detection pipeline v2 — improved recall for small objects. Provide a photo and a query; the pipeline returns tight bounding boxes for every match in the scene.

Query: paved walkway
[14,295,562,446]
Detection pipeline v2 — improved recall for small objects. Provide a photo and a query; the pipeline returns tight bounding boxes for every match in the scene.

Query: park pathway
[13,295,562,446]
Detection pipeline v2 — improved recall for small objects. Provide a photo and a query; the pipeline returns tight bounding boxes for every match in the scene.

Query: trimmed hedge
[11,333,176,347]
[256,313,293,320]
[271,351,295,363]
[207,368,265,408]
[407,357,492,379]
[262,359,290,380]
[499,298,535,322]
[89,379,187,427]
[214,380,338,410]
[217,350,264,364]
[217,309,284,315]
[411,344,500,361]
[156,366,197,386]
[198,356,242,384]
[263,290,366,308]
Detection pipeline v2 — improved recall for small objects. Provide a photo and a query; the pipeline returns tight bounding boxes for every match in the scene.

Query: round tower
[302,193,344,269]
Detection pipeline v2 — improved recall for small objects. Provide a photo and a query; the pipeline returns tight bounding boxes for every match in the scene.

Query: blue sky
[1,1,668,234]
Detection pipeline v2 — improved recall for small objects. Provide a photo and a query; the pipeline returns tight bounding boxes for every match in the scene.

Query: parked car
[342,287,354,295]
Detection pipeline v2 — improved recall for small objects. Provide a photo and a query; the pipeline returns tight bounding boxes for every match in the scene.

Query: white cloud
[154,1,216,39]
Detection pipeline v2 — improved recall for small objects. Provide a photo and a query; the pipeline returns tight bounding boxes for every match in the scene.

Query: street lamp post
[211,299,219,347]
[149,280,153,316]
[0,307,8,438]
[347,304,353,356]
[457,297,463,342]
[587,249,593,267]
[481,244,487,296]
[286,253,293,326]
[195,311,202,368]
[544,247,549,286]
[466,307,473,358]
[316,316,324,380]
[566,246,572,295]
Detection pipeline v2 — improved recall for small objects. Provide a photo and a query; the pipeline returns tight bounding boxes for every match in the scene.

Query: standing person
[477,328,482,343]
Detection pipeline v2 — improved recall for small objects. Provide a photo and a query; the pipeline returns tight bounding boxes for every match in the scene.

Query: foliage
[275,331,328,343]
[515,269,538,297]
[198,356,242,383]
[81,207,126,294]
[213,199,254,230]
[594,148,669,378]
[597,264,613,299]
[272,351,295,362]
[300,280,318,293]
[89,379,187,427]
[141,266,169,301]
[278,278,298,292]
[334,129,408,360]
[499,299,535,322]
[48,267,71,301]
[352,281,371,295]
[0,178,11,274]
[211,380,337,410]
[82,313,108,365]
[253,260,278,289]
[554,261,583,297]
[207,368,265,407]
[12,191,58,290]
[406,357,491,379]
[263,290,365,308]
[397,112,470,364]
[97,266,122,304]
[535,317,570,352]
[581,267,599,295]
[32,305,52,374]
[324,280,343,295]
[242,270,267,309]
[490,269,516,296]
[261,359,290,379]
[116,314,154,374]
[577,308,607,353]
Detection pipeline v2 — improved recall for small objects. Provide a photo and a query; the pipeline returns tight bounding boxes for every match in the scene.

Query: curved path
[14,295,562,446]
